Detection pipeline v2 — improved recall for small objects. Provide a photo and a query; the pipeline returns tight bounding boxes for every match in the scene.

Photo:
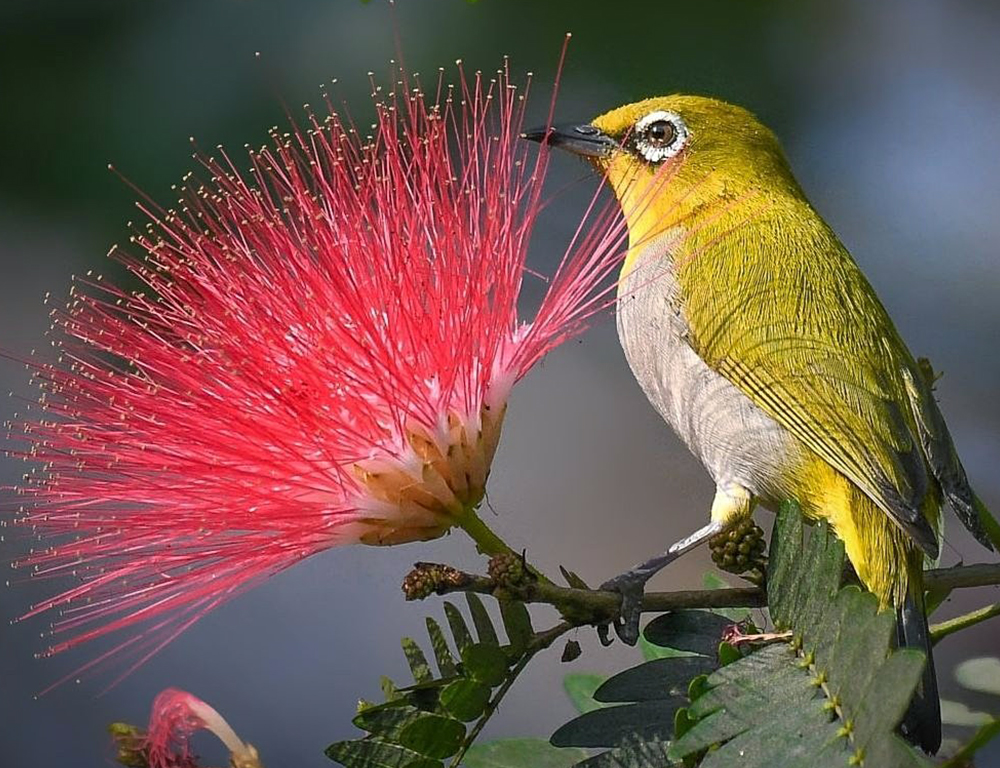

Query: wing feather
[678,224,939,555]
[903,363,995,551]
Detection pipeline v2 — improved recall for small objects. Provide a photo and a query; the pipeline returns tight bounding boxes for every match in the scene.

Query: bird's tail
[971,491,1000,552]
[897,584,941,754]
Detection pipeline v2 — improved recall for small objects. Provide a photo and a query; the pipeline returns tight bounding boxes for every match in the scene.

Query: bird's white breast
[615,233,801,502]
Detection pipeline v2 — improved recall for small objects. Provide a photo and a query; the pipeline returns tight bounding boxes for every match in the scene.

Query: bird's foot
[599,570,651,646]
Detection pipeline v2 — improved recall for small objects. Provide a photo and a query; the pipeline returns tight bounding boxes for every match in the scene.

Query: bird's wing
[903,361,995,551]
[680,235,939,555]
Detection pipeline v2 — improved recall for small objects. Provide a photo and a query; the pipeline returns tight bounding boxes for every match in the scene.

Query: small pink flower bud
[145,688,260,768]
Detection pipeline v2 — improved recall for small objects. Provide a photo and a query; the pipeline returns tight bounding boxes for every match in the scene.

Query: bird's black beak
[521,123,617,158]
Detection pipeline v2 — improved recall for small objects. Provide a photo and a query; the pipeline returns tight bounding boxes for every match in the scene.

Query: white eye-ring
[634,110,688,163]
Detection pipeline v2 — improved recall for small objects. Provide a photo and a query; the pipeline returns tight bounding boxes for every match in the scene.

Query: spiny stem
[931,602,1000,645]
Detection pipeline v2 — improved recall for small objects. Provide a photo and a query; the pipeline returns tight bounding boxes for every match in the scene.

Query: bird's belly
[616,239,803,501]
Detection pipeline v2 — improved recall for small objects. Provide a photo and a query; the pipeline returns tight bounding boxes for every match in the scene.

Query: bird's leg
[600,486,753,645]
[600,520,725,644]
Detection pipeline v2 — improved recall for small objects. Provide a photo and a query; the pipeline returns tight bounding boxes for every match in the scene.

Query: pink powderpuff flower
[5,48,631,677]
[138,688,260,768]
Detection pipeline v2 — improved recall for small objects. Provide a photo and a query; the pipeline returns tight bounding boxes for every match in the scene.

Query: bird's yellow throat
[587,95,806,280]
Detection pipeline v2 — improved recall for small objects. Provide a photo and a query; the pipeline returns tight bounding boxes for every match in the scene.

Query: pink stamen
[144,688,257,768]
[4,53,632,679]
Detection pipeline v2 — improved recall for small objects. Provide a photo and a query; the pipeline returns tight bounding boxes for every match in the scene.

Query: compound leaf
[554,503,936,768]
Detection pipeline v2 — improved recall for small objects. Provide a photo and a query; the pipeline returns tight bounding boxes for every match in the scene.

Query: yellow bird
[525,95,999,754]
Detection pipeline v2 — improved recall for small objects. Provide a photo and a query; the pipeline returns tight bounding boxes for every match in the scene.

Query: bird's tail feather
[897,587,941,754]
[972,492,1000,551]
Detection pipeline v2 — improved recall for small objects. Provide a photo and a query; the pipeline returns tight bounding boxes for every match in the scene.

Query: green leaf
[380,676,402,702]
[548,505,939,768]
[353,702,428,738]
[397,714,466,759]
[702,571,751,622]
[642,610,732,657]
[851,650,926,753]
[553,614,729,754]
[594,656,715,703]
[674,707,696,743]
[563,673,608,714]
[443,601,474,654]
[466,593,499,646]
[668,506,931,768]
[954,656,1000,697]
[687,673,710,702]
[573,734,672,767]
[461,643,509,687]
[769,514,843,632]
[555,610,734,759]
[940,718,1000,767]
[439,679,491,722]
[702,571,730,590]
[331,598,529,768]
[698,702,849,768]
[683,644,819,725]
[923,581,953,616]
[401,637,433,684]
[766,500,805,627]
[498,600,533,656]
[716,642,741,667]
[638,633,694,661]
[425,618,457,678]
[463,738,587,768]
[393,677,446,708]
[325,739,442,767]
[940,699,993,727]
[550,698,685,749]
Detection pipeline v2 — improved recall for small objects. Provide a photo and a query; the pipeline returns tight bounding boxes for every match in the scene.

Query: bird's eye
[645,120,676,147]
[634,110,689,163]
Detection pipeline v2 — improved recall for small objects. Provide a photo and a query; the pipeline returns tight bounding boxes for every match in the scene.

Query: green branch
[924,562,1000,591]
[931,601,1000,645]
[405,560,1000,630]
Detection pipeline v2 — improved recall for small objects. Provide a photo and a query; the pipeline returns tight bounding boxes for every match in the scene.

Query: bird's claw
[599,571,649,646]
[596,623,614,647]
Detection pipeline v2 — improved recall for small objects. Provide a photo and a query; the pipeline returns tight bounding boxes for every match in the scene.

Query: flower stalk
[455,508,518,559]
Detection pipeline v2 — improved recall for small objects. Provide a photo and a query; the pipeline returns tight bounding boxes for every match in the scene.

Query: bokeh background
[2,1,999,766]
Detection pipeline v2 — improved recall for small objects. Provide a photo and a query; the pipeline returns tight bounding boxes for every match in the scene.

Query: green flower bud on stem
[709,519,767,584]
[401,562,470,600]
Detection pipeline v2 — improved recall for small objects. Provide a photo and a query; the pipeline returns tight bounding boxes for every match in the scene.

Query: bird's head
[525,95,803,255]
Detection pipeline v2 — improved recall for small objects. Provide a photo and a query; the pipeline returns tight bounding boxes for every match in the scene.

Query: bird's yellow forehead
[584,95,796,265]
[587,94,790,192]
[591,96,689,138]
[590,94,773,147]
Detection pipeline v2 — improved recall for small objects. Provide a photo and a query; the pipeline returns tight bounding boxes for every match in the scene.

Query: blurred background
[2,0,999,765]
